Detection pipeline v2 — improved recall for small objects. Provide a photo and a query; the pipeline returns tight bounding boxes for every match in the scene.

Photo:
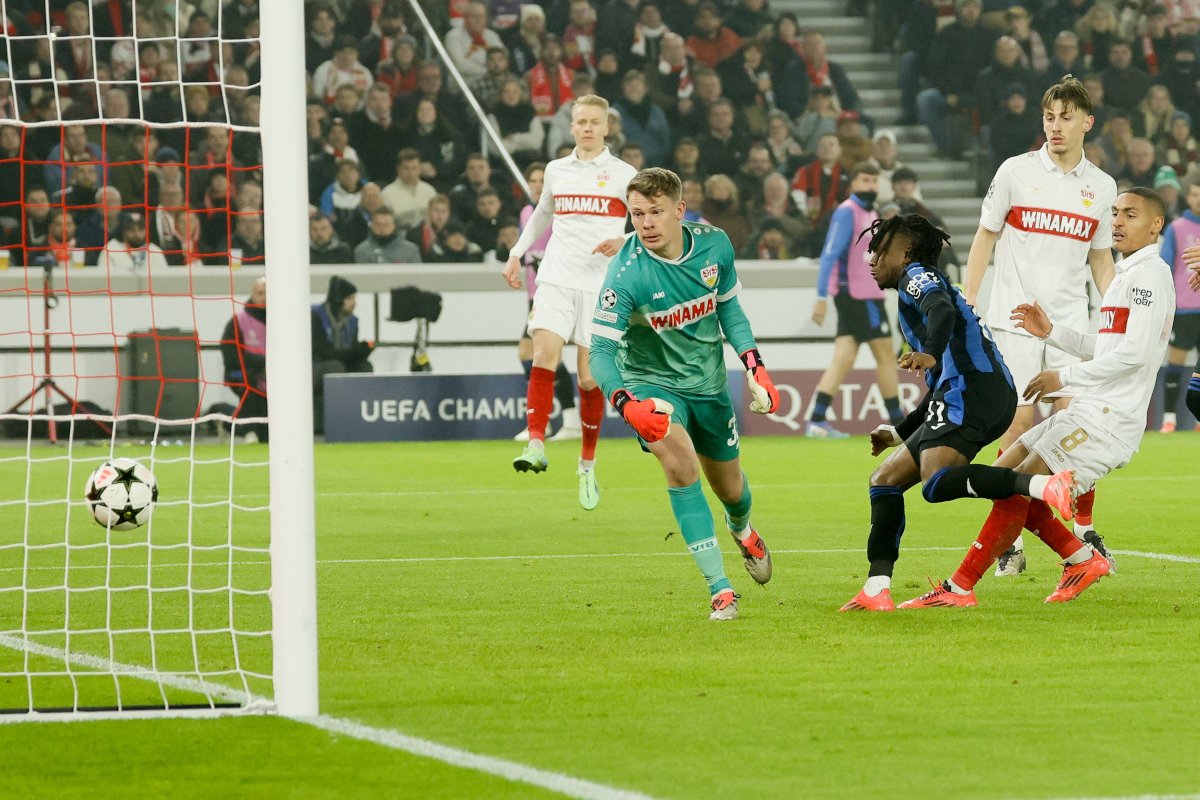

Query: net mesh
[0,0,273,714]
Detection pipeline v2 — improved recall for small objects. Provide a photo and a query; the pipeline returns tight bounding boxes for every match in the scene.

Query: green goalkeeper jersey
[590,222,757,397]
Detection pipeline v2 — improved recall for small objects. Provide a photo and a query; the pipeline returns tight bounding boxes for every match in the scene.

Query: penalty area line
[0,635,663,800]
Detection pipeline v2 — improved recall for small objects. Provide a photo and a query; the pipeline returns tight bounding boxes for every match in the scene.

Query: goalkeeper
[589,168,781,621]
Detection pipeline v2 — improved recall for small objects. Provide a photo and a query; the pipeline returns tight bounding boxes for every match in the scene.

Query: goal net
[0,0,315,718]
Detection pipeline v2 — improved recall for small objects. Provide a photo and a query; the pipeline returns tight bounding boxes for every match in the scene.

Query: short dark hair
[619,141,643,155]
[1120,186,1166,220]
[1042,74,1092,115]
[467,152,488,164]
[627,167,683,202]
[850,161,881,179]
[476,187,500,200]
[860,214,950,269]
[371,207,395,221]
[398,148,420,164]
[892,166,919,183]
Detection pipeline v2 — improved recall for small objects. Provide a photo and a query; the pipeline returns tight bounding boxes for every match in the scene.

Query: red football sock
[579,385,604,461]
[951,496,1030,591]
[526,367,556,442]
[1025,499,1085,559]
[1074,488,1095,526]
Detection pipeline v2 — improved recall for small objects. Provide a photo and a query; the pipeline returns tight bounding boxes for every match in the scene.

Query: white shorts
[528,283,595,348]
[1019,405,1132,492]
[992,329,1081,406]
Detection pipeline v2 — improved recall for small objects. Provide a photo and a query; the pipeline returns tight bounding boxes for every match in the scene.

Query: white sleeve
[979,160,1012,233]
[1044,324,1096,359]
[1058,270,1173,386]
[510,166,555,260]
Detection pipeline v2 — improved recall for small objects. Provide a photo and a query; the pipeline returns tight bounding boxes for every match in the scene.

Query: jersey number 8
[1060,428,1089,452]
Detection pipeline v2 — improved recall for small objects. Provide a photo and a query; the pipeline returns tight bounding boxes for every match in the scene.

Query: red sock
[579,385,604,461]
[951,496,1030,591]
[526,367,556,442]
[1025,500,1085,559]
[1074,488,1095,526]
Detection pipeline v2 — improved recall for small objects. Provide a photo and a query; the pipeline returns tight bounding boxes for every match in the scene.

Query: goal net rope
[0,0,283,717]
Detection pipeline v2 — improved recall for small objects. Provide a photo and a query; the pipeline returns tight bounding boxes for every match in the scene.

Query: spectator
[836,111,873,170]
[331,84,365,119]
[594,50,625,102]
[221,276,269,443]
[717,41,774,135]
[1158,110,1200,188]
[75,184,121,260]
[562,0,598,73]
[312,276,374,431]
[645,33,695,122]
[619,140,645,168]
[14,187,52,267]
[614,70,671,167]
[395,62,472,135]
[701,174,750,252]
[672,66,722,138]
[596,0,642,67]
[794,85,839,153]
[605,106,628,153]
[735,143,777,207]
[629,2,670,67]
[672,137,703,182]
[1035,0,1092,51]
[444,1,505,84]
[148,182,183,249]
[306,4,339,74]
[337,182,387,248]
[44,125,106,197]
[1048,31,1085,80]
[490,216,521,262]
[764,111,804,173]
[548,75,595,154]
[354,208,422,263]
[890,167,961,273]
[356,3,407,73]
[1139,5,1174,75]
[377,34,422,98]
[778,31,865,124]
[231,214,266,264]
[505,3,546,75]
[32,210,77,267]
[310,213,355,263]
[309,118,356,206]
[528,36,575,118]
[428,219,485,261]
[1119,136,1159,186]
[1083,72,1114,141]
[348,83,404,185]
[1006,6,1049,73]
[307,100,330,155]
[1076,5,1119,72]
[974,37,1040,127]
[686,2,741,69]
[746,171,810,252]
[681,178,708,221]
[1101,40,1152,112]
[897,0,938,125]
[990,83,1042,165]
[744,217,790,259]
[407,194,453,258]
[320,159,366,221]
[101,211,168,271]
[59,163,104,226]
[662,0,702,39]
[466,187,505,250]
[726,0,776,39]
[870,128,913,203]
[405,100,466,194]
[470,47,517,112]
[1096,110,1134,176]
[1154,165,1184,220]
[696,98,751,177]
[488,78,546,161]
[1160,36,1200,120]
[56,2,94,81]
[918,0,998,155]
[791,133,847,224]
[382,148,438,229]
[312,35,374,107]
[1134,84,1176,144]
[766,12,804,78]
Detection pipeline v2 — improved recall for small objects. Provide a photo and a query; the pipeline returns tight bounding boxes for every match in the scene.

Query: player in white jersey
[502,94,638,510]
[963,76,1118,576]
[901,188,1173,608]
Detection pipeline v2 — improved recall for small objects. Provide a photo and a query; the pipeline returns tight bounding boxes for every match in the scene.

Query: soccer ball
[85,458,158,531]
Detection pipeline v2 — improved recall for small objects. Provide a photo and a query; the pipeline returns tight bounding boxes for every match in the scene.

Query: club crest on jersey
[596,172,610,188]
[701,264,719,288]
[648,294,717,332]
[1080,187,1095,208]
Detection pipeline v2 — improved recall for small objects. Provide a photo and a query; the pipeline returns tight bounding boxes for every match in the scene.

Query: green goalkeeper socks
[668,481,732,597]
[722,472,752,535]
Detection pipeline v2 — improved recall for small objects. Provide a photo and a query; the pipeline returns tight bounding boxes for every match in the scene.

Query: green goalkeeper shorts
[625,383,741,463]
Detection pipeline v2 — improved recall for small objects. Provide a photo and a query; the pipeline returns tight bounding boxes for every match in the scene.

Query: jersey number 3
[727,415,739,448]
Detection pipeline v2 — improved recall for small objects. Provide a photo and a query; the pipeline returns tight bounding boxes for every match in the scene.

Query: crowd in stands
[2,0,1200,270]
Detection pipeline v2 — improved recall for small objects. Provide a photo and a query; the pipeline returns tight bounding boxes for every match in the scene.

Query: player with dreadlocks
[839,214,1077,612]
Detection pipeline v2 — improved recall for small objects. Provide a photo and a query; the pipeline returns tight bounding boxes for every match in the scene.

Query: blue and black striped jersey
[896,262,1014,390]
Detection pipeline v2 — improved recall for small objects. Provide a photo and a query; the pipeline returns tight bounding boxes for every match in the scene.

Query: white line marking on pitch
[0,635,663,800]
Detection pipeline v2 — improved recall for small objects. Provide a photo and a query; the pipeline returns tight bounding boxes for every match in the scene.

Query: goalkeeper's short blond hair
[571,94,609,116]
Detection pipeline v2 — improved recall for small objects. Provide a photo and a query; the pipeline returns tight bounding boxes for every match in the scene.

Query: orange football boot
[1045,552,1110,603]
[839,588,896,611]
[899,578,978,609]
[1042,469,1077,522]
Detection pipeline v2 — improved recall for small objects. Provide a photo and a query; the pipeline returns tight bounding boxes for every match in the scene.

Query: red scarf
[661,58,692,98]
[1141,34,1159,75]
[468,26,490,55]
[420,221,437,252]
[803,56,829,88]
[529,62,574,116]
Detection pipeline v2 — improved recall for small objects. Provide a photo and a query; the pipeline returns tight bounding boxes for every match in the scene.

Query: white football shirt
[510,147,638,294]
[979,145,1118,335]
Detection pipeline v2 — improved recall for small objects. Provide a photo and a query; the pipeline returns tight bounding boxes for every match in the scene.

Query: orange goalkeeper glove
[740,348,779,414]
[611,390,674,442]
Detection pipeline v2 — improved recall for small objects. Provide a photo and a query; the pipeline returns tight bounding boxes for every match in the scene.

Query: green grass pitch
[4,433,1200,799]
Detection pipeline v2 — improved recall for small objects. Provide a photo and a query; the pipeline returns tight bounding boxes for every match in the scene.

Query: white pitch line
[1020,796,1200,800]
[1111,549,1200,564]
[0,635,663,800]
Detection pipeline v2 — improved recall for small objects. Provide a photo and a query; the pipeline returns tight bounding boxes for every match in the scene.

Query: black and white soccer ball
[85,458,158,531]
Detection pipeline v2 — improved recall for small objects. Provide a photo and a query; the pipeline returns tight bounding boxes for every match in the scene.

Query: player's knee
[869,464,899,488]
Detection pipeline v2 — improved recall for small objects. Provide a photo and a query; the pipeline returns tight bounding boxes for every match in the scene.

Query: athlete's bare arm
[963,226,999,308]
[1088,247,1115,295]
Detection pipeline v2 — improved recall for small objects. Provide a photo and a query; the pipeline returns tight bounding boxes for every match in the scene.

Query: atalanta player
[589,168,780,621]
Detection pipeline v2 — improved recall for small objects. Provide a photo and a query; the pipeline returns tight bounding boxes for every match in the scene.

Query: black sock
[554,362,576,411]
[884,395,903,424]
[922,465,1032,503]
[1188,375,1200,420]
[1164,364,1187,412]
[521,359,533,380]
[811,391,833,422]
[867,485,906,577]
